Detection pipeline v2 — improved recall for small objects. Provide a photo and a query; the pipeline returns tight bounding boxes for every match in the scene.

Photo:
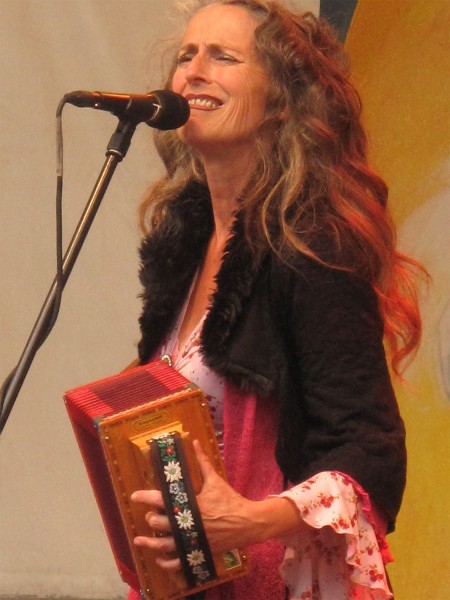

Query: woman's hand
[193,441,303,549]
[131,489,181,571]
[194,440,304,550]
[130,440,253,570]
[131,439,302,572]
[130,439,256,571]
[192,439,260,552]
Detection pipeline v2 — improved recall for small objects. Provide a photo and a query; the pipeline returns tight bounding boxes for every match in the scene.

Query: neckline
[167,269,206,360]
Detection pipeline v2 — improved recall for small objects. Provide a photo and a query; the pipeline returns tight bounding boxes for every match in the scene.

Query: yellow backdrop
[346,1,450,599]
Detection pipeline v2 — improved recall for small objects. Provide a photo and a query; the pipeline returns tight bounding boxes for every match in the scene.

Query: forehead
[181,4,259,50]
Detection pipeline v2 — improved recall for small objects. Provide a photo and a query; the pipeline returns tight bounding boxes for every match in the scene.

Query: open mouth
[186,95,223,110]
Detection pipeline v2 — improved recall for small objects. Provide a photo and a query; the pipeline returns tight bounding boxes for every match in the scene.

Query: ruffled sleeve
[277,471,394,599]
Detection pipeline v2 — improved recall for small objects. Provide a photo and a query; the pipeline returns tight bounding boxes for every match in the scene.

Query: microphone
[64,89,190,130]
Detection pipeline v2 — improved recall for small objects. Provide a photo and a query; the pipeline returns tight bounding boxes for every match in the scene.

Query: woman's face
[171,3,269,158]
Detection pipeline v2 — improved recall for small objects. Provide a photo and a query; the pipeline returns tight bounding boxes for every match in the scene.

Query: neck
[201,147,256,242]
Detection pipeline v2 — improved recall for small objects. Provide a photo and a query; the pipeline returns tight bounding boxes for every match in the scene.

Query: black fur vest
[138,181,279,394]
[137,182,406,532]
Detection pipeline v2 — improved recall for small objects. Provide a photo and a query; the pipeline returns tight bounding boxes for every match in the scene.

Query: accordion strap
[150,432,217,588]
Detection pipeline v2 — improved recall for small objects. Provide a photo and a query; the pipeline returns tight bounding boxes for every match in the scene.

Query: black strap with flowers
[149,432,216,588]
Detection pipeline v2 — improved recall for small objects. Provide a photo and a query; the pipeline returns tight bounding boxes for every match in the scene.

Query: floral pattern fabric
[158,281,224,452]
[278,471,393,599]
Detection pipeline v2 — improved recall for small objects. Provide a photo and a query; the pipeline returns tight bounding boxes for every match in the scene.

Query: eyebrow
[178,42,243,57]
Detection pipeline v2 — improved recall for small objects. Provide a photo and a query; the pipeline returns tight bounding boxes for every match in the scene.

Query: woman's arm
[131,440,303,570]
[272,255,406,530]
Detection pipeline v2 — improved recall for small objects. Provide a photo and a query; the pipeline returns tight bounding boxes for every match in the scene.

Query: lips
[185,94,223,110]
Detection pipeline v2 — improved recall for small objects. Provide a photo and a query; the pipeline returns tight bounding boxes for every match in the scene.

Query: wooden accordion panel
[64,360,248,600]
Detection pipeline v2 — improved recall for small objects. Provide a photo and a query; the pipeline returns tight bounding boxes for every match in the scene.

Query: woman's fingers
[144,510,171,534]
[133,533,181,572]
[133,522,181,572]
[193,438,218,482]
[131,489,165,510]
[155,555,182,572]
[134,532,177,554]
[131,489,180,571]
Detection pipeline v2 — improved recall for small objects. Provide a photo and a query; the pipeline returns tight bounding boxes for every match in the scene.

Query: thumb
[193,438,217,482]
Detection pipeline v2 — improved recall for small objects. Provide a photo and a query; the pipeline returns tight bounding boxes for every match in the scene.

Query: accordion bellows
[64,360,248,600]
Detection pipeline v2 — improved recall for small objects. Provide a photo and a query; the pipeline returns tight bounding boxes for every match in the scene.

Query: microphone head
[148,90,190,130]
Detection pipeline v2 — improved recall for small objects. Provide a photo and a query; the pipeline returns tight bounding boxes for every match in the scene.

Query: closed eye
[176,53,194,64]
[176,44,243,66]
[215,54,239,63]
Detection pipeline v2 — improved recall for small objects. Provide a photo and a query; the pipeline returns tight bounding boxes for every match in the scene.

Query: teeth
[188,97,220,109]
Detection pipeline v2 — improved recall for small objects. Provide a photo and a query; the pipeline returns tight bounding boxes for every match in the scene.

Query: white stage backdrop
[0,1,319,599]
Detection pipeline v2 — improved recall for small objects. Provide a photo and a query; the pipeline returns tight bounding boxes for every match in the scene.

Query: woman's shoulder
[269,228,371,286]
[268,234,381,325]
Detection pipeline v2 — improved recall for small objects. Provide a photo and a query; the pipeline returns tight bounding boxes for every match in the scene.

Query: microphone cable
[0,99,66,429]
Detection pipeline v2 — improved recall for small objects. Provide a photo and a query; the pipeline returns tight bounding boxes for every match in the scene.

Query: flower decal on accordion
[150,432,217,587]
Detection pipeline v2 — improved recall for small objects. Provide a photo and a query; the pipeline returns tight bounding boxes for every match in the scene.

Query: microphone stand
[0,118,138,435]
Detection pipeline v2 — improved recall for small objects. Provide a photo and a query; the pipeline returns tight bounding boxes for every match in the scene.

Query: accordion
[64,360,248,600]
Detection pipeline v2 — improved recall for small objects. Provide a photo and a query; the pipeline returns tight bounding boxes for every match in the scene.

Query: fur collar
[138,182,265,386]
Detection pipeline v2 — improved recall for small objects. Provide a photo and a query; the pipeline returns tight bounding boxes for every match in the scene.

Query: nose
[185,52,211,85]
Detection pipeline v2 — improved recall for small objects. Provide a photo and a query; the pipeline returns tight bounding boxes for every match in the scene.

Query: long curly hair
[138,0,426,374]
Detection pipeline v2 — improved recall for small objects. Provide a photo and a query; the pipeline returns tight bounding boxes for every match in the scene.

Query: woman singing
[129,1,423,598]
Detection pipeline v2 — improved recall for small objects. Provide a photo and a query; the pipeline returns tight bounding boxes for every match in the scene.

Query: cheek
[233,71,268,120]
[171,70,184,94]
[233,82,267,129]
